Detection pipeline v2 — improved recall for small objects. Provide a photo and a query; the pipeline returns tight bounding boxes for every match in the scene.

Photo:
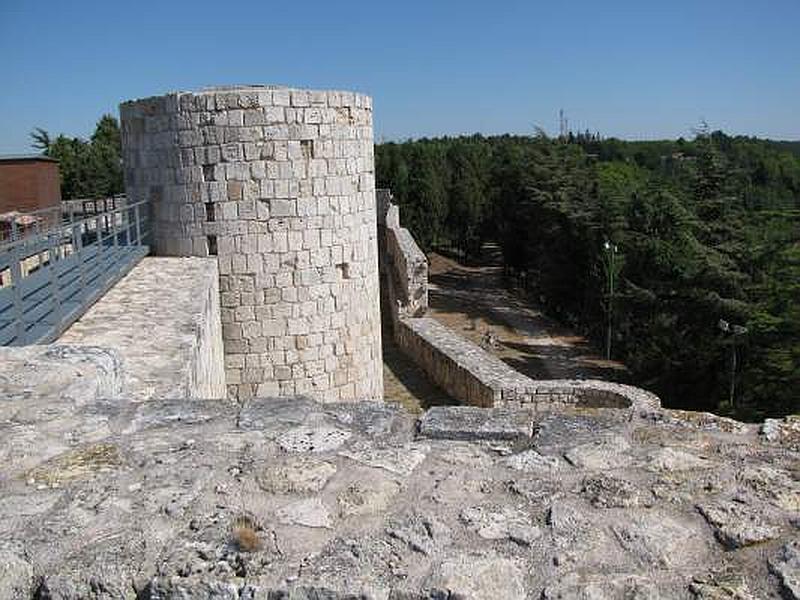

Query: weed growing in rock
[231,514,262,552]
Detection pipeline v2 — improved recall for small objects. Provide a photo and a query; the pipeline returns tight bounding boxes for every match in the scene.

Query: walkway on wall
[0,198,150,346]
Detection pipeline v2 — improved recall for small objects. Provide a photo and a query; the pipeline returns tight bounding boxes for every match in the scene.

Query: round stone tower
[119,86,383,401]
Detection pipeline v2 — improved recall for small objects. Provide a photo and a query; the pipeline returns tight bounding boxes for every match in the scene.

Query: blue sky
[1,0,798,153]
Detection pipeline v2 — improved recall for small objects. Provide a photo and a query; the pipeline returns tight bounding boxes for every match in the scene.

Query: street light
[717,319,748,411]
[601,240,621,360]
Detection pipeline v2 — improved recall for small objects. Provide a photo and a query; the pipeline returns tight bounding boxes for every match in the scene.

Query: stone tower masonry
[119,86,383,401]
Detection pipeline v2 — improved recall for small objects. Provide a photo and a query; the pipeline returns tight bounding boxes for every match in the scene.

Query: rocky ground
[1,384,798,599]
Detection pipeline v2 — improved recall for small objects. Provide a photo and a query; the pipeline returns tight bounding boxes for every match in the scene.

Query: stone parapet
[376,189,428,330]
[395,315,661,414]
[0,345,123,404]
[59,257,225,399]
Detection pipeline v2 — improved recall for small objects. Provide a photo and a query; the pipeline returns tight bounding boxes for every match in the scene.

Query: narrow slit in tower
[301,139,314,159]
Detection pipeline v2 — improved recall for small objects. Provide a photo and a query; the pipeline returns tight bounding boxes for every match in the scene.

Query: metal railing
[0,198,151,346]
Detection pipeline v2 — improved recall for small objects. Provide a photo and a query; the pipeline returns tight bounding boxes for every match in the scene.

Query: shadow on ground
[382,340,458,413]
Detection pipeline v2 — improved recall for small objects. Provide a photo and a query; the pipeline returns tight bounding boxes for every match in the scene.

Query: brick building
[0,155,61,238]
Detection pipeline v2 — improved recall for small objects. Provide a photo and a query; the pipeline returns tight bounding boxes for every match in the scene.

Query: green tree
[30,114,124,199]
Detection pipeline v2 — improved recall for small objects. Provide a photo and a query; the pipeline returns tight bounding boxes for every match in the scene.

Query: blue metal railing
[0,198,151,346]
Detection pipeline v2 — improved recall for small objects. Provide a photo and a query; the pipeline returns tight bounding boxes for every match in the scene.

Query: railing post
[134,203,142,246]
[48,231,62,329]
[73,217,86,303]
[125,205,132,247]
[10,241,25,344]
[96,214,105,282]
[112,204,119,253]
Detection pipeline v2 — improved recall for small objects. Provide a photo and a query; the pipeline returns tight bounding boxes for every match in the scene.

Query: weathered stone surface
[609,512,709,570]
[542,572,671,599]
[149,579,239,599]
[581,473,641,508]
[769,541,800,600]
[697,501,783,549]
[276,498,332,529]
[336,478,400,517]
[533,413,623,453]
[0,344,122,405]
[646,446,715,472]
[501,448,564,473]
[1,396,798,598]
[417,405,535,440]
[339,441,428,476]
[277,425,351,453]
[386,513,451,557]
[426,554,526,600]
[0,547,35,600]
[60,257,225,400]
[689,571,759,599]
[762,415,800,450]
[739,464,800,511]
[255,456,336,493]
[563,434,632,469]
[460,505,541,545]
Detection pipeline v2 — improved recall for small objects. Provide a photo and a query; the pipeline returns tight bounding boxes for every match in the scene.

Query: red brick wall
[0,160,61,215]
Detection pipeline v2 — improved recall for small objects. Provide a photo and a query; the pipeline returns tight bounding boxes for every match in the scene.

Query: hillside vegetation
[376,129,800,421]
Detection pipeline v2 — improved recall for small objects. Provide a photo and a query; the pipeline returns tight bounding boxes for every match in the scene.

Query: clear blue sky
[1,0,798,153]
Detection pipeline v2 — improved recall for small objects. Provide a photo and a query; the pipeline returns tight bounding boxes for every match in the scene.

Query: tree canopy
[376,130,800,421]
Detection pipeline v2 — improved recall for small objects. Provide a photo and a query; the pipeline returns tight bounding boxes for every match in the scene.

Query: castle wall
[119,87,383,401]
[376,189,428,336]
[396,315,661,413]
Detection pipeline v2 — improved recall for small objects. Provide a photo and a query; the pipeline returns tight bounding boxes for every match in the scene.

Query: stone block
[418,406,535,441]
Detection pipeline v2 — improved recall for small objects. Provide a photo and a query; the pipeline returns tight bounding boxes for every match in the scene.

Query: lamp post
[717,319,748,411]
[601,240,621,360]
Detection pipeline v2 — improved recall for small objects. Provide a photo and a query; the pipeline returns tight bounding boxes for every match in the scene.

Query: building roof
[0,154,58,163]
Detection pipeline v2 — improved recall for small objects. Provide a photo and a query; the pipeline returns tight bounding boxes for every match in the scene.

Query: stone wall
[0,345,123,404]
[376,189,428,334]
[120,86,383,402]
[395,315,661,413]
[59,257,225,400]
[377,190,661,414]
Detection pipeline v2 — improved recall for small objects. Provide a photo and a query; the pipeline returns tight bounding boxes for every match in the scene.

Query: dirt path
[427,246,628,383]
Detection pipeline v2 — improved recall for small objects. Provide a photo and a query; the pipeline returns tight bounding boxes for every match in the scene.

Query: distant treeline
[376,129,800,421]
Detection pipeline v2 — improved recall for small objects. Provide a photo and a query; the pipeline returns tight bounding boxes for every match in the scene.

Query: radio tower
[559,109,568,140]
